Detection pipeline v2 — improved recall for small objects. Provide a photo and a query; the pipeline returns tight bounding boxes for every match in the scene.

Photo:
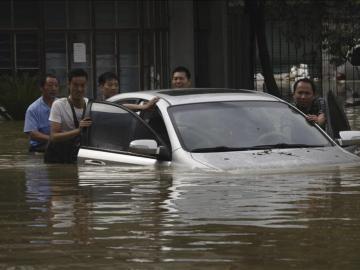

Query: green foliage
[265,0,323,46]
[264,0,360,66]
[0,74,40,120]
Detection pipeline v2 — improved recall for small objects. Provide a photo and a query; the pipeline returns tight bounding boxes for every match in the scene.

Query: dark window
[119,68,139,92]
[44,1,67,28]
[143,31,168,90]
[94,1,115,28]
[0,1,11,28]
[118,32,139,92]
[16,69,40,77]
[119,32,138,66]
[117,1,139,28]
[0,33,12,69]
[95,32,116,97]
[86,102,159,155]
[69,1,90,28]
[143,0,168,28]
[14,0,40,28]
[45,32,67,95]
[16,33,39,68]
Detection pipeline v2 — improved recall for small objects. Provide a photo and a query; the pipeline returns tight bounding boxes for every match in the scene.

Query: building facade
[0,0,254,98]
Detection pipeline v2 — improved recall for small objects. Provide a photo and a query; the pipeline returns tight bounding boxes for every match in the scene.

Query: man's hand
[305,114,318,123]
[305,113,326,126]
[143,97,160,110]
[79,117,92,129]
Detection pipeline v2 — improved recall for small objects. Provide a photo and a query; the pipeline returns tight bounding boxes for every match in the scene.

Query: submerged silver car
[78,89,360,170]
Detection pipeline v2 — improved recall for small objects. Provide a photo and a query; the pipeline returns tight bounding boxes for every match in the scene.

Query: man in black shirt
[293,78,326,127]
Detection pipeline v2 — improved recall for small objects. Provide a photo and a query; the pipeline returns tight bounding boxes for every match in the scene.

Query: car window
[168,101,333,152]
[140,108,171,149]
[82,102,162,156]
[113,98,140,105]
[112,97,171,149]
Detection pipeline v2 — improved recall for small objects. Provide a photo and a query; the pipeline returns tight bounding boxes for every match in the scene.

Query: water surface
[1,110,360,269]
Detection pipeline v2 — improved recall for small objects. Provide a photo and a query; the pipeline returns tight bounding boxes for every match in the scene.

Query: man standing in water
[293,77,326,128]
[98,71,159,110]
[45,69,92,163]
[24,74,59,152]
[98,71,119,101]
[171,66,192,89]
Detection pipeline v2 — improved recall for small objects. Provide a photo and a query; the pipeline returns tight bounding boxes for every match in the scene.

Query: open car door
[78,101,171,166]
[325,90,351,139]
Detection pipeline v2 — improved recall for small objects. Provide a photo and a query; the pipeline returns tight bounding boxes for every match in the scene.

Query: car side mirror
[336,131,360,146]
[129,139,158,155]
[129,139,170,160]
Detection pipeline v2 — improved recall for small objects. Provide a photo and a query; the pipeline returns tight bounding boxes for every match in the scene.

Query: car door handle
[84,159,106,166]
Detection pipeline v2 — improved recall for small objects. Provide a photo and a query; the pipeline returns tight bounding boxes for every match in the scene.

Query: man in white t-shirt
[46,69,92,163]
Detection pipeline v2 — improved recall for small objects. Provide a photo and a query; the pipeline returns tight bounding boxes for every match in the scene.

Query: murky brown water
[1,108,360,269]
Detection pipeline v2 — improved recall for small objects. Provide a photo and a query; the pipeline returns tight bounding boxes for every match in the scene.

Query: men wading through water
[24,74,59,152]
[44,69,92,163]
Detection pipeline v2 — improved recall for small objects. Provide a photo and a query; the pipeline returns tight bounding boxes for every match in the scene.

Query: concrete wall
[168,0,253,89]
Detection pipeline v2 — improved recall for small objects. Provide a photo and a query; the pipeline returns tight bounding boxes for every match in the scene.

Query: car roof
[108,88,282,106]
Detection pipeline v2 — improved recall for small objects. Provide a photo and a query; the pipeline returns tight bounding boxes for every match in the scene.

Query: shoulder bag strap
[67,98,86,129]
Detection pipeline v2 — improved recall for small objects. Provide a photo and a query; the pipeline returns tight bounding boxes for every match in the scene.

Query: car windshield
[168,101,333,152]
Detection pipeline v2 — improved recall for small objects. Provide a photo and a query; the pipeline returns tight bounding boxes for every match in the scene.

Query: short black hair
[172,66,191,80]
[40,74,58,88]
[68,68,88,82]
[293,77,316,94]
[98,72,118,86]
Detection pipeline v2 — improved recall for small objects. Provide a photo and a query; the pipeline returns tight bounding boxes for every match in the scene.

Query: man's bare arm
[306,113,326,126]
[50,119,92,142]
[28,131,49,142]
[123,97,160,111]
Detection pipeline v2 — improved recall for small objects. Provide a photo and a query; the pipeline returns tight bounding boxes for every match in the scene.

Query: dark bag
[44,138,80,164]
[44,98,86,164]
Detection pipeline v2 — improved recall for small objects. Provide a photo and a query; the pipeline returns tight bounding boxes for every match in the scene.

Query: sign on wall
[73,43,86,63]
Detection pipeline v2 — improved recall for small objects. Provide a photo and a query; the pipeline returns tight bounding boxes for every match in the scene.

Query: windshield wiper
[191,144,326,153]
[191,146,249,153]
[248,143,326,150]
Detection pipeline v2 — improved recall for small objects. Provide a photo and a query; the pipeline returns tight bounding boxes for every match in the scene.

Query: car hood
[190,146,360,171]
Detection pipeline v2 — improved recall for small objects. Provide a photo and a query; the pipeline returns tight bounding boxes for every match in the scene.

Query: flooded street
[1,107,360,269]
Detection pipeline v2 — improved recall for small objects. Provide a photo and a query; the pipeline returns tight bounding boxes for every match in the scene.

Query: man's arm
[123,97,159,111]
[306,113,326,126]
[316,98,327,126]
[50,118,92,142]
[316,113,326,126]
[29,131,49,142]
[24,107,50,142]
[49,100,92,142]
[50,121,80,142]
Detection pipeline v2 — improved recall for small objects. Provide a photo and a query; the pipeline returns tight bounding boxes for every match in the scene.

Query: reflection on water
[1,111,360,269]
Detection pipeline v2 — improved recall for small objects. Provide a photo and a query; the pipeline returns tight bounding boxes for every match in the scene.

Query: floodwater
[1,107,360,269]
